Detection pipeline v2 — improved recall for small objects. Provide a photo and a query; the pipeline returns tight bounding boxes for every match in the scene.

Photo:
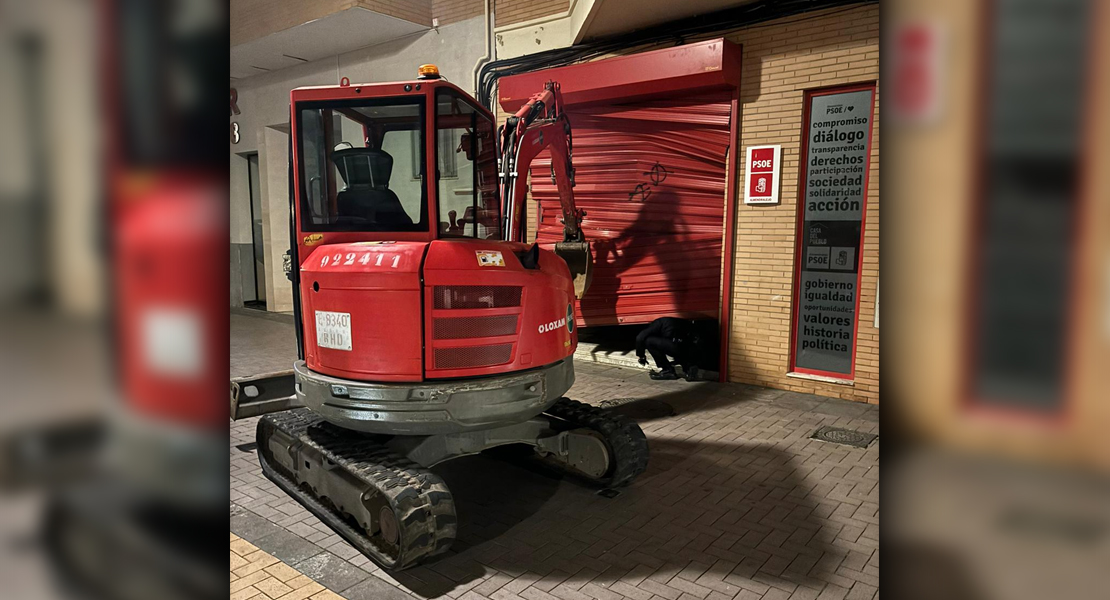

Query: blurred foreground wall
[0,0,102,317]
[889,0,1109,469]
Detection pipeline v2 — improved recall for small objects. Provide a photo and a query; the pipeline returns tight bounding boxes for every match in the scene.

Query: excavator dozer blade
[231,370,301,420]
[554,241,593,299]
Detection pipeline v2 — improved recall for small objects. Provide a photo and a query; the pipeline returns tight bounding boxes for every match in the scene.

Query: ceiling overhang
[231,7,428,80]
[576,0,760,42]
[492,0,759,60]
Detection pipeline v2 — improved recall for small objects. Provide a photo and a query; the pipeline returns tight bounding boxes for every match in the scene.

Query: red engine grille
[434,344,513,369]
[434,315,518,339]
[433,286,522,309]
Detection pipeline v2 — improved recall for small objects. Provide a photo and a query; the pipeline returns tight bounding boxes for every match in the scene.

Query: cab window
[297,98,427,232]
[435,90,501,239]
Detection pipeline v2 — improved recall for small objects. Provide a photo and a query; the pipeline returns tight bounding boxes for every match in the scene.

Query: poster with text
[793,87,874,376]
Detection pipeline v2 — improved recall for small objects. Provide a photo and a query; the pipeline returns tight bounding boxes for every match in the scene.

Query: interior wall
[230,153,253,307]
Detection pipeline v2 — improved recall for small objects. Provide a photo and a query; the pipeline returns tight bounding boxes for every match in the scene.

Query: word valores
[802,311,853,327]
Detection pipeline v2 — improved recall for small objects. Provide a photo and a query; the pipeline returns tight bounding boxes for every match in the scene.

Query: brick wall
[494,0,569,28]
[433,0,485,26]
[724,5,879,403]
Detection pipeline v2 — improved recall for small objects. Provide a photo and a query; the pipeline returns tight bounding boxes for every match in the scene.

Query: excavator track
[543,398,650,488]
[256,409,456,570]
[254,399,646,572]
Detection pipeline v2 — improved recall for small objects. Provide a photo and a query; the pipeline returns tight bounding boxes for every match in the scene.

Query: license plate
[315,311,352,351]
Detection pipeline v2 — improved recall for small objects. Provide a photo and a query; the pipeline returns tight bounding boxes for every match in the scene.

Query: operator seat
[333,148,414,228]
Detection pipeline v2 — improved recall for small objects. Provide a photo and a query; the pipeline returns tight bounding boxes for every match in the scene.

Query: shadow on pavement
[393,433,842,599]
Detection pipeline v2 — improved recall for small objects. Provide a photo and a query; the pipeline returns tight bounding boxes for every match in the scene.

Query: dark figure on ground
[635,317,700,381]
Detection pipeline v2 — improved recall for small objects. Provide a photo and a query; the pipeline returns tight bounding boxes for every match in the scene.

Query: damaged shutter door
[532,92,731,326]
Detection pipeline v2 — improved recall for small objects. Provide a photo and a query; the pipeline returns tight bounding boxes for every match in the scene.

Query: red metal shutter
[531,92,731,326]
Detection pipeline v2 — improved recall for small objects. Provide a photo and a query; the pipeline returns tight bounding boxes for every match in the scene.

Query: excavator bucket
[554,240,593,299]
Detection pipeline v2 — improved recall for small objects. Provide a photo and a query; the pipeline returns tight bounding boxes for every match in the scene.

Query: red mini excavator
[231,65,647,570]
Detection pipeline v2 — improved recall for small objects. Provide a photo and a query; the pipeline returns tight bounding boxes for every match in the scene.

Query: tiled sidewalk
[231,533,345,600]
[230,310,879,600]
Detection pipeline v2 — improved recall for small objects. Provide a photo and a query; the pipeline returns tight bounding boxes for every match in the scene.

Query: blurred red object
[890,20,943,124]
[113,173,227,429]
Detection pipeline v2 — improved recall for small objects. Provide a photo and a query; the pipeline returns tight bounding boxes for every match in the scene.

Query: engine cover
[299,239,577,383]
[300,242,426,381]
[422,239,577,379]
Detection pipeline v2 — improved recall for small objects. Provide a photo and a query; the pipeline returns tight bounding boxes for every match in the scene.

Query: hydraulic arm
[498,82,593,297]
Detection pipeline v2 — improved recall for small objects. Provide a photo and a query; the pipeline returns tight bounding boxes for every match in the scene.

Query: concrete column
[229,153,252,307]
[45,0,102,317]
[258,126,294,313]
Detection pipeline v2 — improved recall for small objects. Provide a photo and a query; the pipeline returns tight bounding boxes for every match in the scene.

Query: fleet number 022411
[319,252,400,268]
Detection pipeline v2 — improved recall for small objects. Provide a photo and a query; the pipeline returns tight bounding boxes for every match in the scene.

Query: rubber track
[257,409,456,570]
[544,398,649,487]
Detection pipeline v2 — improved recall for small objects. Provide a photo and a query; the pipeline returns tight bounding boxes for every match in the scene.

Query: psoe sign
[744,144,781,205]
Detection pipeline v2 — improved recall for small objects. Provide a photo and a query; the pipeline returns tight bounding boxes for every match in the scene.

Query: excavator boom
[498,82,593,298]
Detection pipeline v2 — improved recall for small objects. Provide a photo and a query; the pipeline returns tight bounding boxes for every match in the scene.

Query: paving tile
[341,576,415,600]
[232,537,260,557]
[294,551,372,593]
[231,551,250,571]
[279,580,327,600]
[311,591,349,600]
[231,570,276,595]
[231,503,288,543]
[254,529,326,565]
[272,563,310,584]
[253,576,294,599]
[233,550,282,578]
[844,582,877,600]
[230,585,263,600]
